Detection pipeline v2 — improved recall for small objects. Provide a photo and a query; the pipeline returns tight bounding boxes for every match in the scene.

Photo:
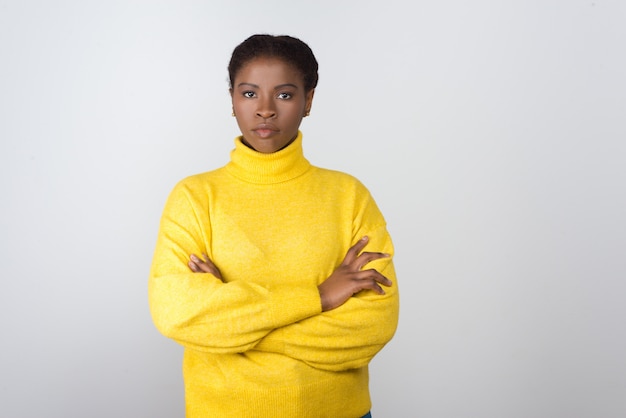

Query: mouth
[253,124,279,139]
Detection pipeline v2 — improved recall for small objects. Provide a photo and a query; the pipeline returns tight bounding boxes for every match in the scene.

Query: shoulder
[311,167,387,226]
[163,167,227,206]
[311,166,366,186]
[172,167,227,191]
[310,166,372,196]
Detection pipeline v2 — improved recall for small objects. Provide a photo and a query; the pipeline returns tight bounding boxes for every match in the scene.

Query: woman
[149,34,399,418]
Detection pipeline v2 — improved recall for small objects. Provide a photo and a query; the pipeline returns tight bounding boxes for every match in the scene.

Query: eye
[242,91,256,98]
[277,92,292,100]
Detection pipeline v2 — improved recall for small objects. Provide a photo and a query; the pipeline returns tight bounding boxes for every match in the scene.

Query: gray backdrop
[1,1,625,417]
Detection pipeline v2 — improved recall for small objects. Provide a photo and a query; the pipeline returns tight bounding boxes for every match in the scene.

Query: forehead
[234,57,304,87]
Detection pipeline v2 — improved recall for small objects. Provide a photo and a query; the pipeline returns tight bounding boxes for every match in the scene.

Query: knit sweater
[148,131,399,418]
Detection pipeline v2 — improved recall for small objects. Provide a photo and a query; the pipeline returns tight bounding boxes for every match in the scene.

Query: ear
[229,89,237,117]
[305,89,315,114]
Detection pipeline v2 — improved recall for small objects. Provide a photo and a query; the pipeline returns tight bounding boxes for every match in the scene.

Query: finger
[188,260,200,272]
[343,236,369,265]
[354,251,390,270]
[190,254,215,274]
[354,269,393,287]
[352,277,386,295]
[199,259,219,274]
[366,281,385,295]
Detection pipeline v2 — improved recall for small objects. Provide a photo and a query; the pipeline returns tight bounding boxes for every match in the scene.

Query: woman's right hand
[318,236,392,312]
[188,253,223,281]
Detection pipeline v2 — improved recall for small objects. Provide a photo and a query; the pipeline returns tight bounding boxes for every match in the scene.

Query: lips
[253,124,279,139]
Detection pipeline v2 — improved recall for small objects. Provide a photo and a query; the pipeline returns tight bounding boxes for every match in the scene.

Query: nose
[256,97,276,119]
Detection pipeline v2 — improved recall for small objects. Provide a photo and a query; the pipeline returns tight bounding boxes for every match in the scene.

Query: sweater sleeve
[254,192,400,372]
[148,179,322,353]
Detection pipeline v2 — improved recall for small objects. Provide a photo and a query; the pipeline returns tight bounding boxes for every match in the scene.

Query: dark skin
[189,236,392,312]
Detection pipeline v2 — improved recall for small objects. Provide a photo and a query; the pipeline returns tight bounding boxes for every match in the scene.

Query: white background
[1,1,625,417]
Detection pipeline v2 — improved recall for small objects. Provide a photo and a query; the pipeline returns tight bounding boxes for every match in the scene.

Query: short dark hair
[228,34,319,92]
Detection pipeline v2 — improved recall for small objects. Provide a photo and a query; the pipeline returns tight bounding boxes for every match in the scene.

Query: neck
[225,131,311,184]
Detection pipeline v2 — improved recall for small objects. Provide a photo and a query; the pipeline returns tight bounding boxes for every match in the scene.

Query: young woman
[149,34,399,418]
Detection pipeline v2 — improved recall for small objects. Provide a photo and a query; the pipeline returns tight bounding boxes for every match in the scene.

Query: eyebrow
[236,82,299,90]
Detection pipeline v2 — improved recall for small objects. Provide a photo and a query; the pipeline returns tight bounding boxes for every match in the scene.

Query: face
[231,57,314,153]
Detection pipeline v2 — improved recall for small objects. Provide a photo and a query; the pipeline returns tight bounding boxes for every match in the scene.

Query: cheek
[233,100,251,116]
[286,103,305,120]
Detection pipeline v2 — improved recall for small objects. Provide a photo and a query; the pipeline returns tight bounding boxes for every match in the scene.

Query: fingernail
[361,236,368,241]
[190,254,199,262]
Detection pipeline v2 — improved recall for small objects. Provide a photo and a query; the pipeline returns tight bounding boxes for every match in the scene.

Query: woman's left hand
[188,253,223,281]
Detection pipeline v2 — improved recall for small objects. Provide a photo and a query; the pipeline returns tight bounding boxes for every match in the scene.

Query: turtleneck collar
[225,131,312,184]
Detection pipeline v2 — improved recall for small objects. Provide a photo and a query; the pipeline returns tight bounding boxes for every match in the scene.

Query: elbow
[305,346,384,372]
[150,305,182,340]
[148,277,188,340]
[148,292,189,340]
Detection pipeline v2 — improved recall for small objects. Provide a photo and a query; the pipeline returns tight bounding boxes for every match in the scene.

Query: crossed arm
[149,180,399,370]
[189,235,392,312]
[188,233,399,371]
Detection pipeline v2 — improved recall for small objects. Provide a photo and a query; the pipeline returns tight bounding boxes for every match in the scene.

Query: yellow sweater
[149,132,399,418]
